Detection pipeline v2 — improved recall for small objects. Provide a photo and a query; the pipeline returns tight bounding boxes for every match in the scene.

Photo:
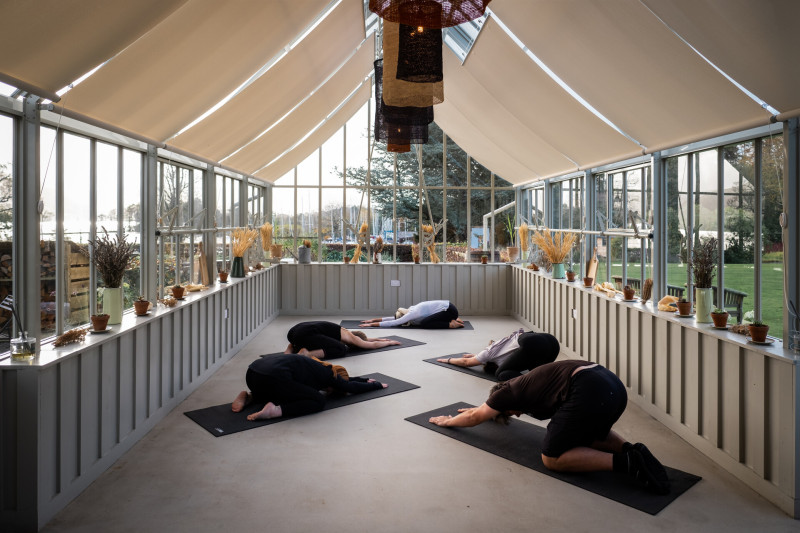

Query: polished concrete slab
[41,316,797,532]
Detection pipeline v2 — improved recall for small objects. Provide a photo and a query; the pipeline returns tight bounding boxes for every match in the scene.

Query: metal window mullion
[157,161,165,295]
[717,148,725,307]
[652,153,667,300]
[89,139,97,319]
[342,122,347,260]
[687,153,695,305]
[56,129,67,332]
[621,172,628,285]
[293,168,298,253]
[754,138,763,320]
[466,153,472,261]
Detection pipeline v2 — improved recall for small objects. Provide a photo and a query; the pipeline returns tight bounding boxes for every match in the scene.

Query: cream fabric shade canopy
[63,0,331,142]
[255,81,372,182]
[490,0,773,154]
[640,0,800,116]
[0,0,188,99]
[170,0,366,161]
[223,34,375,174]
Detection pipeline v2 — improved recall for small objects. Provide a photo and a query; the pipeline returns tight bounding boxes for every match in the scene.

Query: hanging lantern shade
[388,143,411,153]
[382,21,443,107]
[396,22,443,83]
[369,0,492,29]
[374,59,430,146]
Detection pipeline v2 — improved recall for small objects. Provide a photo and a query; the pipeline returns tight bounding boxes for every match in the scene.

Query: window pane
[666,155,690,297]
[273,187,294,251]
[395,188,418,262]
[63,132,91,329]
[297,188,319,261]
[494,189,515,261]
[0,115,13,352]
[40,127,57,337]
[446,189,468,262]
[321,129,344,186]
[396,148,418,188]
[321,188,343,262]
[470,188,491,261]
[297,150,319,186]
[423,123,444,187]
[470,156,491,187]
[445,132,468,187]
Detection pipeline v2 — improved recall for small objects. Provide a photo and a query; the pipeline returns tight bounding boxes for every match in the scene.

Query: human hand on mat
[429,415,453,426]
[367,378,388,389]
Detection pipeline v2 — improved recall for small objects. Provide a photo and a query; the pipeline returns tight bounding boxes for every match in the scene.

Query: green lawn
[596,261,785,337]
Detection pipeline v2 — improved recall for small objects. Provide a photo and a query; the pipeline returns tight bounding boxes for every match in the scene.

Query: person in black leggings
[438,329,560,380]
[286,320,401,359]
[231,353,387,420]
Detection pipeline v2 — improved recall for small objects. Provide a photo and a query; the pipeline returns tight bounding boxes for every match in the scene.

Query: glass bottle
[11,331,36,362]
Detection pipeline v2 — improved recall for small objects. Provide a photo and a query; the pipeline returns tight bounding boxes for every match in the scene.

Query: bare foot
[231,391,252,412]
[247,402,282,421]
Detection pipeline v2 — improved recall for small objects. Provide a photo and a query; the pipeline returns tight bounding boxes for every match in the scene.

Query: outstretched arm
[436,354,481,367]
[359,317,383,327]
[429,402,499,427]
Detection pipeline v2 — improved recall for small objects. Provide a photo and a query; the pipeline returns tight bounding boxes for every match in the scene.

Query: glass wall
[0,114,13,353]
[272,101,514,263]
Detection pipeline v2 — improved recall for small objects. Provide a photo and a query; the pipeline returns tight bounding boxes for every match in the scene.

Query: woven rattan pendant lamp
[369,0,492,29]
[396,22,443,83]
[374,59,430,152]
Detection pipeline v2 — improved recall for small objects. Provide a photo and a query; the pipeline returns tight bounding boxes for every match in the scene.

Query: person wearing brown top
[428,360,670,494]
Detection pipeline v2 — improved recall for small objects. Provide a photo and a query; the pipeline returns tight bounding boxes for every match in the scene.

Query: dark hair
[488,382,510,425]
[352,331,367,341]
[483,361,498,375]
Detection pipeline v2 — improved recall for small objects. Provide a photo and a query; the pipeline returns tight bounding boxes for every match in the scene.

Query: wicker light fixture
[369,0,492,29]
[396,22,443,83]
[374,59,430,151]
[382,21,443,107]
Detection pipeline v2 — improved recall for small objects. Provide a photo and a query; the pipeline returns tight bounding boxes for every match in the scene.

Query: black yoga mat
[406,402,701,515]
[423,354,499,382]
[263,335,426,359]
[340,319,474,330]
[185,373,420,437]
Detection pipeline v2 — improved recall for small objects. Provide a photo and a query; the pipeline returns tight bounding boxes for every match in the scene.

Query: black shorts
[541,366,627,457]
[287,321,348,358]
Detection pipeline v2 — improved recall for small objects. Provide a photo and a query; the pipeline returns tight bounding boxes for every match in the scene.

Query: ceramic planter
[676,301,692,316]
[133,300,150,316]
[102,287,123,324]
[171,286,185,299]
[551,263,565,279]
[90,314,110,331]
[219,271,229,282]
[711,312,729,328]
[583,276,594,288]
[566,271,576,282]
[623,287,636,300]
[695,287,714,323]
[748,324,769,343]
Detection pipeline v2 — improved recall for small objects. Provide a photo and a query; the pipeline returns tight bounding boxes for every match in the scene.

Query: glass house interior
[1,1,799,530]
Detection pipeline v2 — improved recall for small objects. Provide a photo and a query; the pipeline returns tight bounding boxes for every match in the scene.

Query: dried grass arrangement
[80,228,137,288]
[689,237,717,288]
[351,222,368,263]
[260,223,273,251]
[54,327,89,347]
[421,224,440,263]
[531,228,577,266]
[231,227,259,258]
[518,223,529,253]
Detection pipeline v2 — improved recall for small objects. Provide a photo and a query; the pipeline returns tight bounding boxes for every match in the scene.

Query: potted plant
[623,285,636,301]
[172,284,185,300]
[676,298,692,316]
[90,313,110,331]
[531,228,577,279]
[218,270,229,283]
[711,307,729,328]
[481,254,488,265]
[133,295,150,316]
[583,276,593,288]
[748,320,769,343]
[689,237,717,323]
[80,228,137,325]
[565,264,576,282]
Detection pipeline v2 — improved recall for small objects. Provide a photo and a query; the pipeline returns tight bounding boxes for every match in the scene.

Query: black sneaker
[628,446,671,495]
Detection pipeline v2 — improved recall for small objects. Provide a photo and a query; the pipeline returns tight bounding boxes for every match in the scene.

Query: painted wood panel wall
[0,267,280,531]
[509,266,799,517]
[279,263,510,315]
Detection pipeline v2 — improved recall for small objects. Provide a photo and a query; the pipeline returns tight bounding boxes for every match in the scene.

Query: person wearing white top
[438,329,560,380]
[359,300,464,329]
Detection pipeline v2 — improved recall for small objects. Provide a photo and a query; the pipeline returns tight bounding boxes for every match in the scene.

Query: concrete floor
[42,315,797,533]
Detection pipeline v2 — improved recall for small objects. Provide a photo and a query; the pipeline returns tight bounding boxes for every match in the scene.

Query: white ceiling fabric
[254,81,372,183]
[0,0,188,99]
[639,0,800,115]
[441,47,571,182]
[489,0,772,154]
[170,0,366,160]
[62,0,331,142]
[458,17,642,178]
[222,35,374,174]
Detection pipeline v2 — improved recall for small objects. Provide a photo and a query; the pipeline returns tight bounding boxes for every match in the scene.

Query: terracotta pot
[566,271,576,282]
[90,314,110,331]
[583,277,594,288]
[623,287,635,300]
[481,256,488,264]
[748,324,769,343]
[218,271,229,282]
[531,263,539,271]
[133,300,150,316]
[343,257,350,264]
[172,286,185,299]
[711,312,729,328]
[676,301,692,316]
